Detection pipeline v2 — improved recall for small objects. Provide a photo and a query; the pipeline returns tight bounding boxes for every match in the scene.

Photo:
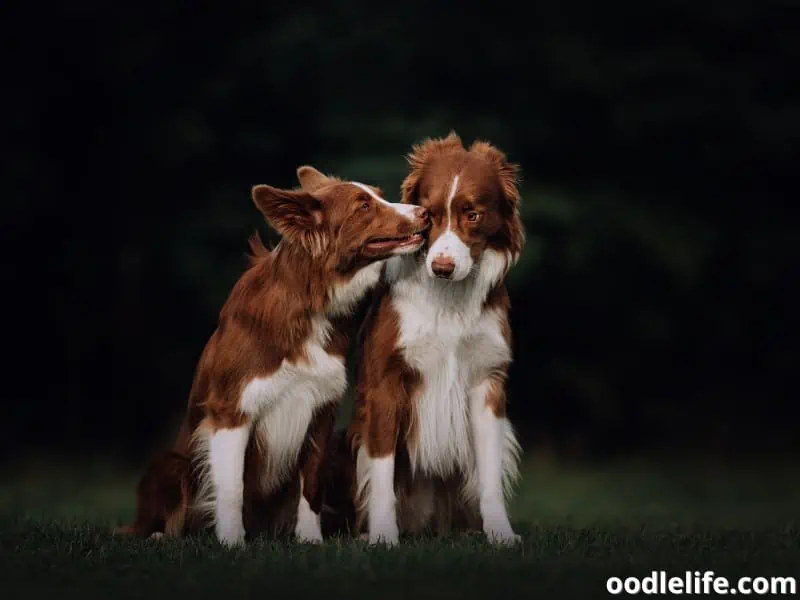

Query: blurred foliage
[2,1,797,462]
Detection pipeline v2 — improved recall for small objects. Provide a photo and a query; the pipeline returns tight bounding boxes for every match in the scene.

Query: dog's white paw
[295,498,323,543]
[295,520,323,544]
[149,531,165,540]
[484,526,521,546]
[369,525,399,547]
[216,518,246,547]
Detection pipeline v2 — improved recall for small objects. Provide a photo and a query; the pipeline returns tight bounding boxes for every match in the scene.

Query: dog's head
[400,132,524,281]
[252,166,429,271]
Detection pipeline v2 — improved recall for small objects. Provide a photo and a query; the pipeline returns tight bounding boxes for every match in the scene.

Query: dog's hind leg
[114,451,191,538]
[163,490,188,537]
[295,403,337,543]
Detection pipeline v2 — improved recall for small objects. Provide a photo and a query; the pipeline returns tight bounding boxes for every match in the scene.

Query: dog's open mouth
[364,224,429,254]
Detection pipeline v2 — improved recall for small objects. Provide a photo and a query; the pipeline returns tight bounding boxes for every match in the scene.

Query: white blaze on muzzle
[350,181,424,256]
[426,175,473,281]
[350,182,417,217]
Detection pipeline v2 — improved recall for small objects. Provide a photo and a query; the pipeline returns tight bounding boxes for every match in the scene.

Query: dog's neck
[240,239,382,322]
[268,241,332,312]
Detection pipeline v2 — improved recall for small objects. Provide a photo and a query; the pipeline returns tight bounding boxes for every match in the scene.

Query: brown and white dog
[347,133,525,545]
[117,166,429,546]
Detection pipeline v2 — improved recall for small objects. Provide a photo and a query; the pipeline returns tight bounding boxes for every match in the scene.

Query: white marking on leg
[208,425,250,547]
[469,381,521,545]
[366,454,399,545]
[295,476,323,543]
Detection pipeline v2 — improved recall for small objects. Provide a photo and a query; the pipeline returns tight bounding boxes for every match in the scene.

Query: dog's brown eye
[361,201,370,211]
[467,211,481,222]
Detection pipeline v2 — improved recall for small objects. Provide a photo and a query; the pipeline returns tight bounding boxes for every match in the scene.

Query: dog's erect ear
[296,165,334,193]
[252,185,326,254]
[401,131,464,204]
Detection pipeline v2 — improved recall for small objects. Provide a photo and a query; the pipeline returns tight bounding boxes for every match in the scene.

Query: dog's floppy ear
[401,131,464,205]
[469,140,525,262]
[296,165,334,193]
[251,185,326,254]
[469,141,521,206]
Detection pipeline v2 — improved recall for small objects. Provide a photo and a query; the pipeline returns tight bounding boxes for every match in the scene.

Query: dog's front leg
[295,403,337,543]
[359,385,402,546]
[365,453,399,545]
[469,374,521,546]
[208,421,252,546]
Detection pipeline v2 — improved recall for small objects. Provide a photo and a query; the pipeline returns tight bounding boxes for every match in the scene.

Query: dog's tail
[113,451,192,538]
[246,231,273,266]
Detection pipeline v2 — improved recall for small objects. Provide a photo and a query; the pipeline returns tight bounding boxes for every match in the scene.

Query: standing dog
[347,133,525,545]
[117,166,429,545]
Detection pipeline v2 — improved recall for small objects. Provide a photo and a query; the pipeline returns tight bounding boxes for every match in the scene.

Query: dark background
[3,1,797,467]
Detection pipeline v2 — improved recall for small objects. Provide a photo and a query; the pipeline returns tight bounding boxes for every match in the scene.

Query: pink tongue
[368,239,400,249]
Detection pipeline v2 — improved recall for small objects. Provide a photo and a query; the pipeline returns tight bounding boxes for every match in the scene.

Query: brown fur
[117,166,429,540]
[341,134,524,538]
[402,132,524,266]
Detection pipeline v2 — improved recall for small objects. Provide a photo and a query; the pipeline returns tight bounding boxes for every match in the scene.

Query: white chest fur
[326,261,383,317]
[386,251,511,478]
[239,316,347,492]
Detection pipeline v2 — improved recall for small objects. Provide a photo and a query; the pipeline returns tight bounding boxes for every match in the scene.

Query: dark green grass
[2,460,799,599]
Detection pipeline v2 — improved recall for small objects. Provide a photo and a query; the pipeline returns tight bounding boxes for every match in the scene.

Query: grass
[1,458,799,599]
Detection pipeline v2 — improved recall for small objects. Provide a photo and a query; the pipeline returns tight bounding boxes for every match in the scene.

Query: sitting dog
[346,133,525,545]
[115,166,429,545]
